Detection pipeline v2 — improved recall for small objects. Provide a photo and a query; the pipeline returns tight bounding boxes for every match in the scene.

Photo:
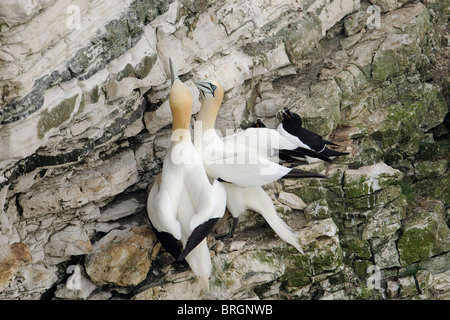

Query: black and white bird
[194,83,326,186]
[194,80,326,252]
[250,119,266,128]
[250,119,333,164]
[277,108,348,164]
[147,59,227,290]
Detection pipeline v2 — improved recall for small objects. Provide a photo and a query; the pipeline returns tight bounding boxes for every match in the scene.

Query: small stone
[209,250,285,299]
[98,196,145,222]
[344,10,370,36]
[414,160,448,180]
[88,290,113,300]
[372,33,420,82]
[398,276,418,297]
[340,29,365,50]
[2,264,58,299]
[304,199,330,220]
[44,225,93,258]
[0,242,33,292]
[283,218,343,286]
[343,162,403,199]
[386,280,399,299]
[229,241,246,252]
[85,227,157,287]
[368,0,403,12]
[254,97,284,118]
[371,236,401,269]
[419,252,450,275]
[132,275,206,300]
[278,191,307,210]
[54,265,97,300]
[299,218,339,245]
[416,270,433,294]
[430,270,450,300]
[211,240,226,255]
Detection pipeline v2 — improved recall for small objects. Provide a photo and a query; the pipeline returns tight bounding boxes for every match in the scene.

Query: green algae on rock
[398,202,450,266]
[37,95,79,139]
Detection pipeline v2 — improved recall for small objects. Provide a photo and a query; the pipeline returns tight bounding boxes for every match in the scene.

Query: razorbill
[277,107,348,163]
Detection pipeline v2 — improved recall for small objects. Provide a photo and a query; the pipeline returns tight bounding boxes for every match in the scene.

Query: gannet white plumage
[194,80,326,187]
[194,79,325,253]
[147,60,226,289]
[221,183,304,253]
[277,108,349,164]
[250,118,334,164]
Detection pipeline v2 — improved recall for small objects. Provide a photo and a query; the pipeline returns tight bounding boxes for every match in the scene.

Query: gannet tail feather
[246,187,303,254]
[184,239,211,291]
[321,148,349,158]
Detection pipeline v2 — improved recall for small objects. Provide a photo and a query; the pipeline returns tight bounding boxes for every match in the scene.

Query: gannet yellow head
[195,79,224,128]
[168,58,193,131]
[195,79,224,109]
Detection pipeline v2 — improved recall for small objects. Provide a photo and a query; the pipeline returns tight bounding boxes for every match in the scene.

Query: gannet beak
[169,58,177,85]
[195,80,216,98]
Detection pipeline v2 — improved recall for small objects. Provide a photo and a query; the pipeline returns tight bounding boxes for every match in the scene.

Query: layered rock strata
[0,0,449,299]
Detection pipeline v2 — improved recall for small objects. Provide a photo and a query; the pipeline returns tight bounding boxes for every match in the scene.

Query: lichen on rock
[398,202,450,266]
[85,227,158,287]
[0,0,449,300]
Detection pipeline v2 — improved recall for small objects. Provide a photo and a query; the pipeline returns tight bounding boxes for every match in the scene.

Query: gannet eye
[195,81,218,98]
[209,84,217,98]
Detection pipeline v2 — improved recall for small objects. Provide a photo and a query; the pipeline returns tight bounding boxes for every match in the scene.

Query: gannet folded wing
[147,175,189,268]
[203,152,292,187]
[147,174,182,240]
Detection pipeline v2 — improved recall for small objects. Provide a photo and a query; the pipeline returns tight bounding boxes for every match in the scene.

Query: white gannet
[277,108,349,164]
[220,183,304,253]
[193,79,326,253]
[147,60,226,289]
[194,80,326,187]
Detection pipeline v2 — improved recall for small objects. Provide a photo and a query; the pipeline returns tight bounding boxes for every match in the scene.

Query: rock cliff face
[0,0,449,300]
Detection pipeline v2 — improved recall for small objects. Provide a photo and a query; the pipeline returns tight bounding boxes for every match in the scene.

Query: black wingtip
[322,139,340,147]
[150,226,190,269]
[279,147,334,163]
[321,148,349,158]
[282,168,327,180]
[177,218,219,262]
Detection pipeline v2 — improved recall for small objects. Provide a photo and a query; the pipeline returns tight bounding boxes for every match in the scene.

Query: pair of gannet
[194,80,326,253]
[147,61,329,288]
[147,59,226,290]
